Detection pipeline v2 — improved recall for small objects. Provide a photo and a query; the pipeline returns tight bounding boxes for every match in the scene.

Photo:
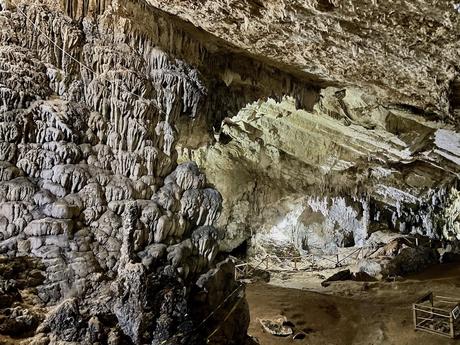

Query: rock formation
[149,0,460,260]
[0,1,251,344]
[146,0,460,118]
[186,94,460,256]
[2,0,460,343]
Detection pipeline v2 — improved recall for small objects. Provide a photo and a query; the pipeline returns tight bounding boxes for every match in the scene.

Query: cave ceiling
[147,0,460,119]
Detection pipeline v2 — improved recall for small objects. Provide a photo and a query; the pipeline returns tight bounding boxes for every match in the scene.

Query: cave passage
[1,1,460,345]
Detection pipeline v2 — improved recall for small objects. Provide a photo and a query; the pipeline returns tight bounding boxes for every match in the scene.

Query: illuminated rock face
[186,94,460,255]
[144,1,460,256]
[0,2,250,344]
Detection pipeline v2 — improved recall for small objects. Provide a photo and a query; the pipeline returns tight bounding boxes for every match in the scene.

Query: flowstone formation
[3,0,460,341]
[0,1,249,344]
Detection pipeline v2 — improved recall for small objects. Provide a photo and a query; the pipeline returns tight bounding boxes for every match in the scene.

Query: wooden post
[265,257,268,270]
[413,304,417,330]
[450,314,454,338]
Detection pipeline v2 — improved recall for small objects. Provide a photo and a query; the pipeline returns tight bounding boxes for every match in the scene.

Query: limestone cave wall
[0,1,283,344]
[2,0,460,343]
[184,93,460,256]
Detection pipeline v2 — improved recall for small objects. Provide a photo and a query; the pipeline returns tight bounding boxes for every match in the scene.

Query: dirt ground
[246,263,460,345]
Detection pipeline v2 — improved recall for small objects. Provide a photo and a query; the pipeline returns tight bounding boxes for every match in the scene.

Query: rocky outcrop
[356,231,440,279]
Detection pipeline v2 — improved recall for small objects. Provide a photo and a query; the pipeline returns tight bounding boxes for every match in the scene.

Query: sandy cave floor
[246,263,460,345]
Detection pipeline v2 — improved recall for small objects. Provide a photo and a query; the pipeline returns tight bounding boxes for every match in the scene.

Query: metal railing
[233,246,370,280]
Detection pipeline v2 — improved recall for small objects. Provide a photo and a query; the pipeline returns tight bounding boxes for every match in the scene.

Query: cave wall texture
[168,0,460,255]
[1,0,460,344]
[0,0,265,344]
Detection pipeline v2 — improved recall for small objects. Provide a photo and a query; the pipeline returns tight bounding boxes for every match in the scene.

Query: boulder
[321,269,352,287]
[259,316,293,337]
